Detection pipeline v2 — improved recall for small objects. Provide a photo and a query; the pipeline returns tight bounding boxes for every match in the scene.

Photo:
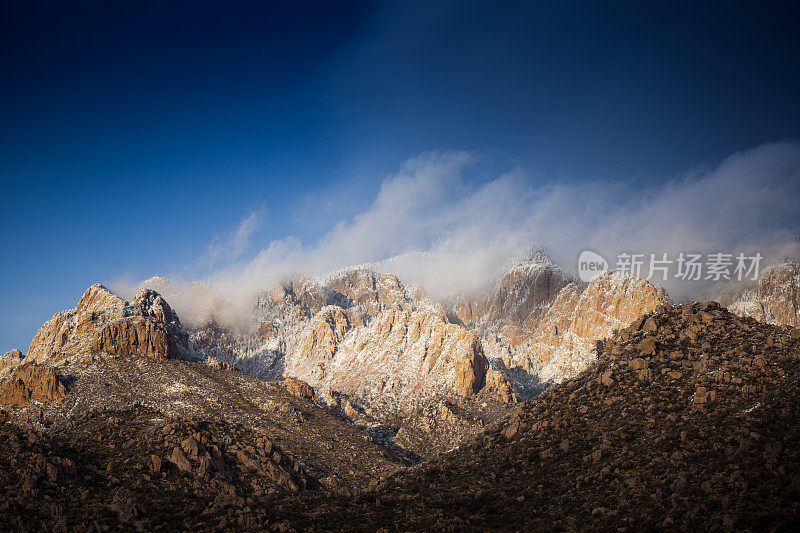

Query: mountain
[140,258,674,453]
[3,255,800,530]
[475,269,672,398]
[27,284,188,363]
[730,260,799,327]
[265,302,800,531]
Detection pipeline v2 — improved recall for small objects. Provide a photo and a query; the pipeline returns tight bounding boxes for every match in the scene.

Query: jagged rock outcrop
[483,365,516,404]
[730,260,799,327]
[272,302,800,531]
[263,269,438,327]
[27,284,188,363]
[0,348,25,379]
[325,270,435,319]
[495,271,672,385]
[0,363,66,407]
[450,253,572,347]
[283,378,315,401]
[290,307,510,408]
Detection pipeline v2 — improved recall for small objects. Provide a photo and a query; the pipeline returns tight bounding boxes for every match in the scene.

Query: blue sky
[2,1,800,352]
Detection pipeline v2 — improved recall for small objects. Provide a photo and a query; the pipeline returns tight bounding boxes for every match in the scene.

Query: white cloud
[142,141,800,320]
[202,208,264,266]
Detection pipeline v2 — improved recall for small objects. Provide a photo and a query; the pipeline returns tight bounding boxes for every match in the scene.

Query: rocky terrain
[730,260,799,328]
[3,252,800,530]
[27,284,188,363]
[265,302,800,531]
[4,297,798,531]
[0,405,315,531]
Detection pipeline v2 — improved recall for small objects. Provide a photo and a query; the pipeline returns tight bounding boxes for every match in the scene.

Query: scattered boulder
[283,378,315,401]
[169,446,192,473]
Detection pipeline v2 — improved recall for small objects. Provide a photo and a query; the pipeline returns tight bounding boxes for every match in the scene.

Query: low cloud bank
[119,140,800,325]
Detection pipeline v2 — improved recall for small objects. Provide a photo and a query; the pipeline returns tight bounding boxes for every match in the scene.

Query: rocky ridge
[3,261,800,530]
[265,301,800,531]
[27,284,188,363]
[730,260,799,327]
[479,270,672,398]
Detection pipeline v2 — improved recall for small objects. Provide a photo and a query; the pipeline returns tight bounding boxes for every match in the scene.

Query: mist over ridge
[107,140,798,327]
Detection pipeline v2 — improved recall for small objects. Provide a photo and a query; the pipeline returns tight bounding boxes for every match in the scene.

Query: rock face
[482,271,671,391]
[529,271,672,382]
[0,349,25,379]
[27,284,188,363]
[270,301,800,531]
[449,252,572,347]
[289,307,506,408]
[0,363,66,407]
[290,306,352,378]
[730,260,799,327]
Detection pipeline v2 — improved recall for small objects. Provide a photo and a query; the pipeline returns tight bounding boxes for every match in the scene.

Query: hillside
[2,259,800,531]
[268,302,800,531]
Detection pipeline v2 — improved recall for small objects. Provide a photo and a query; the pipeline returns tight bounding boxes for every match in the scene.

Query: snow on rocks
[26,284,188,363]
[289,306,512,410]
[729,260,799,327]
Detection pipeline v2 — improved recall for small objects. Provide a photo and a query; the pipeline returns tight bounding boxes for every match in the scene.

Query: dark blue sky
[2,0,799,352]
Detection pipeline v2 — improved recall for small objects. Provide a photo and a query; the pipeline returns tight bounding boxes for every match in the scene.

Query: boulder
[283,378,315,401]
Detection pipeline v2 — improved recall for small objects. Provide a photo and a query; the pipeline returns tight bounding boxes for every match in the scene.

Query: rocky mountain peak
[488,270,672,391]
[449,250,573,347]
[27,284,188,363]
